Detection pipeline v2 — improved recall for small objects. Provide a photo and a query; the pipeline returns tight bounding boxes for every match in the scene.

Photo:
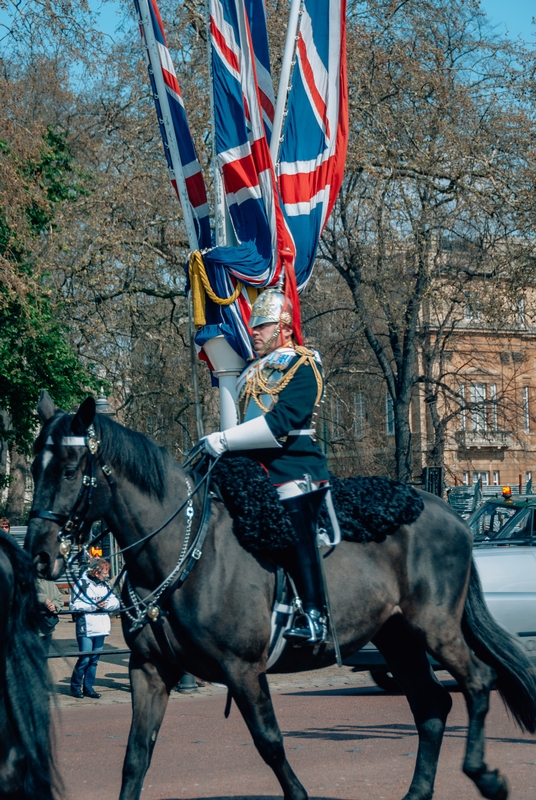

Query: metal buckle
[83,475,90,486]
[102,465,112,476]
[64,519,74,533]
[186,505,194,519]
[192,549,202,560]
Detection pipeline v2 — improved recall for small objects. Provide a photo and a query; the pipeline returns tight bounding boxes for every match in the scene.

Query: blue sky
[480,0,535,41]
[89,0,534,43]
[1,0,534,46]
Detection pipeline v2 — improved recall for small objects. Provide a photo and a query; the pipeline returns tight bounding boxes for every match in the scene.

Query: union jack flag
[277,0,348,291]
[134,0,211,249]
[208,0,295,287]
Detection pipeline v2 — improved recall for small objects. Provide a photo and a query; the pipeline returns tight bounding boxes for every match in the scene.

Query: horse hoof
[475,769,508,800]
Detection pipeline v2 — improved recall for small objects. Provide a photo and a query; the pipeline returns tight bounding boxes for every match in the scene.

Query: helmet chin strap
[256,322,282,356]
[256,322,294,356]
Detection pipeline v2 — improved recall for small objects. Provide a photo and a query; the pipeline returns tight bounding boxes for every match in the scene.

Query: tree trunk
[5,444,28,525]
[394,399,413,482]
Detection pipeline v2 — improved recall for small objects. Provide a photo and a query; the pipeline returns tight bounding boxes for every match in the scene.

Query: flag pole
[204,0,237,248]
[136,0,205,439]
[202,0,244,430]
[137,0,200,253]
[270,0,302,167]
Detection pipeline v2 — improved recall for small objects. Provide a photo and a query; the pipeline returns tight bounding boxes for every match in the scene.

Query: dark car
[469,491,536,545]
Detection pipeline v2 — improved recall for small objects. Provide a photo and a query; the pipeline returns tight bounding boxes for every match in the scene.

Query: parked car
[345,489,536,691]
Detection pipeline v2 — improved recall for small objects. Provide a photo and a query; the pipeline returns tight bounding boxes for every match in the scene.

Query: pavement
[48,615,377,707]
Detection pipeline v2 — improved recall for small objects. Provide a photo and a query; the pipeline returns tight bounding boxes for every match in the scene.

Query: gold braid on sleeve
[240,346,324,414]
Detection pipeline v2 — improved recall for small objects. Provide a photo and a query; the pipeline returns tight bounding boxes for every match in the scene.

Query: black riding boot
[281,487,329,645]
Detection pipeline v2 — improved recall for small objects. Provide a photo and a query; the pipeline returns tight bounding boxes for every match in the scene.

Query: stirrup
[284,609,329,645]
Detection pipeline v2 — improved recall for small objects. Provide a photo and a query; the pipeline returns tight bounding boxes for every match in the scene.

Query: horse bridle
[30,421,218,597]
[29,424,111,557]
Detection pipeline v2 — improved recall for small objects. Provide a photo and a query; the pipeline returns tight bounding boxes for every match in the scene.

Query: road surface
[55,679,536,800]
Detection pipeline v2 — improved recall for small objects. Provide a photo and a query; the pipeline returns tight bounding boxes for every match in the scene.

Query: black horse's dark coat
[208,455,424,555]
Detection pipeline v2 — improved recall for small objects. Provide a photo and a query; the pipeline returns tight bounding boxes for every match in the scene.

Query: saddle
[206,454,424,556]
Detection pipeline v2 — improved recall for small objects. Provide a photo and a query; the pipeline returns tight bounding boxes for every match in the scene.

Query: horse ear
[71,397,96,435]
[38,390,56,422]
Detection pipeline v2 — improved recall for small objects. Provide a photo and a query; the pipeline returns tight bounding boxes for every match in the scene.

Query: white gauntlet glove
[201,416,281,457]
[202,431,229,457]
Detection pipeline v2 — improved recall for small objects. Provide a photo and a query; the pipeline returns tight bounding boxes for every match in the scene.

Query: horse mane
[0,531,59,799]
[37,412,172,501]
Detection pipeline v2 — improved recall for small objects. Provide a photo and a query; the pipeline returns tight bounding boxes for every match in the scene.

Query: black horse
[27,392,536,800]
[0,529,58,799]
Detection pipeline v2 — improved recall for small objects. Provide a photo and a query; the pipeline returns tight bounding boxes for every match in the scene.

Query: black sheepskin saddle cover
[206,455,424,556]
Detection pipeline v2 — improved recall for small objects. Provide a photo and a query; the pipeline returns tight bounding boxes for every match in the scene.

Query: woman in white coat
[69,558,120,699]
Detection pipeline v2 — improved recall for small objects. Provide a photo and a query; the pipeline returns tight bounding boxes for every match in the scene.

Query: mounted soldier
[202,287,331,644]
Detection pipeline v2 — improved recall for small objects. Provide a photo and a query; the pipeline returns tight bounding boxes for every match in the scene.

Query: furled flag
[198,0,302,360]
[207,0,295,285]
[277,0,348,292]
[134,0,211,249]
[245,0,275,143]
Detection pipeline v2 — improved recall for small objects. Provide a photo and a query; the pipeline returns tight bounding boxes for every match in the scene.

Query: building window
[470,383,486,433]
[523,387,530,433]
[354,391,365,438]
[330,399,341,439]
[489,384,498,431]
[386,392,395,436]
[463,471,470,485]
[464,300,480,322]
[473,471,489,486]
[518,297,526,327]
[459,384,466,430]
[493,471,500,486]
[526,471,532,483]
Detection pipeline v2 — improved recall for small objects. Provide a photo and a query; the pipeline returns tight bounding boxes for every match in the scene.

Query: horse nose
[34,549,51,576]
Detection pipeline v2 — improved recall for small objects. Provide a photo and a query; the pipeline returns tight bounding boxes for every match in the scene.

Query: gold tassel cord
[241,346,324,414]
[189,251,244,326]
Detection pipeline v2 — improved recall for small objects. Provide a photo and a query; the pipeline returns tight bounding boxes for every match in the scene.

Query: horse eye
[64,468,77,479]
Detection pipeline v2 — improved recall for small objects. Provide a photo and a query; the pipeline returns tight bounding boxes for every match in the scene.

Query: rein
[32,420,219,627]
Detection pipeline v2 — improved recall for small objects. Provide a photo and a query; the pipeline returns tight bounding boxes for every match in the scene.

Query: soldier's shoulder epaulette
[294,346,322,365]
[265,350,297,371]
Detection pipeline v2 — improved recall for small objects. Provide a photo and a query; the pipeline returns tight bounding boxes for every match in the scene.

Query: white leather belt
[288,429,315,436]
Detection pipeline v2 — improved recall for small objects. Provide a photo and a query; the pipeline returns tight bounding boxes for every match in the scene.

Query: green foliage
[0,295,97,453]
[0,125,96,453]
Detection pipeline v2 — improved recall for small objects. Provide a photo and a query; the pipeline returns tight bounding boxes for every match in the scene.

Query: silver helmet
[249,288,293,329]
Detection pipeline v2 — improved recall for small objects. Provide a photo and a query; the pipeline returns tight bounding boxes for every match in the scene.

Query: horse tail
[462,558,536,733]
[3,535,60,799]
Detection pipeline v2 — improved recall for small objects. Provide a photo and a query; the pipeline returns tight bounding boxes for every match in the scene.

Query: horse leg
[118,653,173,800]
[373,616,453,800]
[423,623,507,800]
[226,663,308,800]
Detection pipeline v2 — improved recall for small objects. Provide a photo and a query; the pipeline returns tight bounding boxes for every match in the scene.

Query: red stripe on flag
[149,0,167,46]
[185,172,208,208]
[258,88,274,123]
[250,137,273,175]
[210,16,239,74]
[221,154,260,195]
[323,0,348,229]
[279,156,334,203]
[162,68,183,99]
[297,34,330,141]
